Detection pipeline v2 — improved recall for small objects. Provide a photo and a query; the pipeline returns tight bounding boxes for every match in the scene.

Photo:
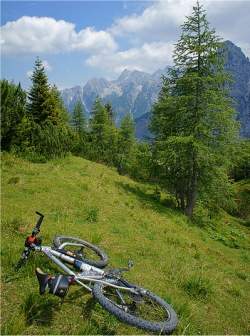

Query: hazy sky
[1,0,250,89]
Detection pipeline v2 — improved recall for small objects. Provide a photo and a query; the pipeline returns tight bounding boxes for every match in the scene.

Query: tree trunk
[180,193,185,211]
[185,172,197,217]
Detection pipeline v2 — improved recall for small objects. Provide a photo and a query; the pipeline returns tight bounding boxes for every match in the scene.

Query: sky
[1,0,250,89]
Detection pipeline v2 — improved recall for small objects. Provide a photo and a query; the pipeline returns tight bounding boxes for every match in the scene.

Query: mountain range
[61,41,250,139]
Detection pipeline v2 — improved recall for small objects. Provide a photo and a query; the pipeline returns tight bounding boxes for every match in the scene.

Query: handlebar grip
[35,211,44,230]
[36,211,44,217]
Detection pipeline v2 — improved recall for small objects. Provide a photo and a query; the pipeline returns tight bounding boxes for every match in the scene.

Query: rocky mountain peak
[61,40,250,138]
[117,69,131,81]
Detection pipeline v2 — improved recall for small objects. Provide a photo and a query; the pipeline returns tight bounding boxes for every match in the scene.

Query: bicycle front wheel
[93,281,178,334]
[53,236,108,268]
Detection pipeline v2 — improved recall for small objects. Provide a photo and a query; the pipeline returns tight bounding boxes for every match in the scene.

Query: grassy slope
[1,153,250,335]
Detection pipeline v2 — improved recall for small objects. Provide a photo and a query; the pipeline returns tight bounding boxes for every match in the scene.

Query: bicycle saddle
[35,267,49,294]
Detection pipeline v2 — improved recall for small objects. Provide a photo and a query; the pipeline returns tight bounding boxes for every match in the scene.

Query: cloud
[1,16,117,55]
[71,27,117,52]
[110,0,193,42]
[86,42,174,75]
[85,0,250,77]
[110,0,250,57]
[205,0,250,57]
[2,0,249,85]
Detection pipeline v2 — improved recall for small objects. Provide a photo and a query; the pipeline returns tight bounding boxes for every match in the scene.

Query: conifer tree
[47,85,69,125]
[116,113,135,174]
[71,100,87,154]
[89,98,110,161]
[24,58,72,158]
[27,57,51,123]
[1,80,26,150]
[89,98,118,164]
[71,100,86,136]
[150,1,238,217]
[105,102,116,124]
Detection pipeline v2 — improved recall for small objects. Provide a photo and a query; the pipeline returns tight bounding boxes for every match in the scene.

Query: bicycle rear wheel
[53,236,108,268]
[93,280,178,334]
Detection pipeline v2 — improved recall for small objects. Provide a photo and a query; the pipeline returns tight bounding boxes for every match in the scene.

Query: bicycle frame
[33,243,138,295]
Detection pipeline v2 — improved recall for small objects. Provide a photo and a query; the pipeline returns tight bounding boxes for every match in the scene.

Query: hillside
[1,153,250,335]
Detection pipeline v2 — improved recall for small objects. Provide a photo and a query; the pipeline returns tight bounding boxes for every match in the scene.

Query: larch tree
[150,1,238,217]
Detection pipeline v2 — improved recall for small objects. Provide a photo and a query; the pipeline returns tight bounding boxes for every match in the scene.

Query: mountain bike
[15,212,178,334]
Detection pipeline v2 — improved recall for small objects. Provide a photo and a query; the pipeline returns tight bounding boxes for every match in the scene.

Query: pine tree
[27,57,51,123]
[150,1,238,217]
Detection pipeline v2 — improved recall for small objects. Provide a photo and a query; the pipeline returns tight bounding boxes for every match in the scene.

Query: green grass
[1,152,250,335]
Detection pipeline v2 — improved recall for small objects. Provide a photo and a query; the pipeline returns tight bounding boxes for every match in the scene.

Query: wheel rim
[101,285,171,323]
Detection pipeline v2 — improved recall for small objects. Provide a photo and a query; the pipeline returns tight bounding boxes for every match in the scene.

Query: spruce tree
[1,80,26,150]
[89,98,110,161]
[89,98,118,164]
[27,57,51,123]
[24,58,72,158]
[116,113,135,174]
[71,100,86,136]
[47,85,69,125]
[71,100,87,155]
[105,102,116,124]
[150,1,238,217]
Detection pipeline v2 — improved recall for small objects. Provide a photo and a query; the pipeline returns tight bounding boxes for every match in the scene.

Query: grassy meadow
[1,152,250,335]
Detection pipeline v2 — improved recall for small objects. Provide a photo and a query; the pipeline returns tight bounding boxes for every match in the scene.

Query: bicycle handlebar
[15,212,44,270]
[32,212,44,235]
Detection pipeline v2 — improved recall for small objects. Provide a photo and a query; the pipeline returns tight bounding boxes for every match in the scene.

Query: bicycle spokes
[103,286,170,322]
